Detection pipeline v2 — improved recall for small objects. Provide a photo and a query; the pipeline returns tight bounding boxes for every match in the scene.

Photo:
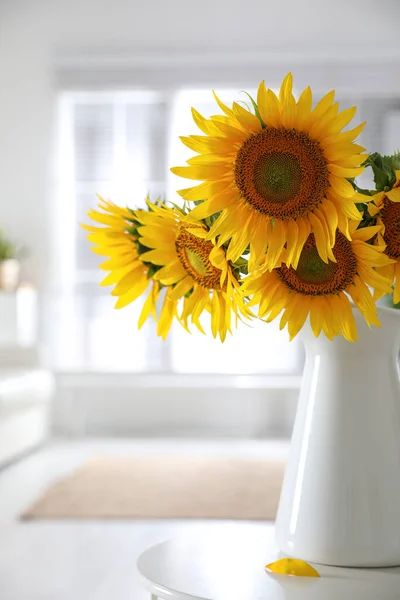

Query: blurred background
[0,0,400,598]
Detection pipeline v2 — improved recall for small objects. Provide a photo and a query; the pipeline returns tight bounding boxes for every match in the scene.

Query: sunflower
[83,196,162,333]
[243,223,394,341]
[134,202,251,341]
[171,73,367,272]
[368,170,400,302]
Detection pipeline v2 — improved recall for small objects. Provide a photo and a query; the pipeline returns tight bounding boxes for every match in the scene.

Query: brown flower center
[175,225,223,289]
[277,233,357,295]
[381,198,400,259]
[234,128,330,219]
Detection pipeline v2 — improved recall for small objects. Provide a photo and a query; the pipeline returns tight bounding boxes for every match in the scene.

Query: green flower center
[253,152,302,204]
[175,226,224,289]
[296,246,338,285]
[185,248,210,277]
[277,233,357,296]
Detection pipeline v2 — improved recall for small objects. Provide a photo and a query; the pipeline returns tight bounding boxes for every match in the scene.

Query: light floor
[0,438,289,600]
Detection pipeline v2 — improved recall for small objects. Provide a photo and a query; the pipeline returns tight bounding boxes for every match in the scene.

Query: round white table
[137,524,400,600]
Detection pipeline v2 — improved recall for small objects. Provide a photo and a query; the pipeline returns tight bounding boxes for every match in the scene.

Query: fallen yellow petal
[265,558,320,578]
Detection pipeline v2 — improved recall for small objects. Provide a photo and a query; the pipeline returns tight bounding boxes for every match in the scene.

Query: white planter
[275,306,400,567]
[0,259,20,291]
[0,287,37,347]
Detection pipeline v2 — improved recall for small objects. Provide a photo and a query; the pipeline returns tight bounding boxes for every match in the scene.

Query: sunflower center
[235,128,329,219]
[175,226,223,289]
[277,233,357,295]
[185,248,210,277]
[381,199,400,259]
[253,152,302,203]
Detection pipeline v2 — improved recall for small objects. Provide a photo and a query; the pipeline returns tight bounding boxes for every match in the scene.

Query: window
[51,88,304,374]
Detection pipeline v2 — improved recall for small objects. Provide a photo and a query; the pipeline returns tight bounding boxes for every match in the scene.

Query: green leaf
[126,225,138,236]
[369,159,389,190]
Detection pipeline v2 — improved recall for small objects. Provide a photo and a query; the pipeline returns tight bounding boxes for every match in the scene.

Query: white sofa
[0,288,54,465]
[0,366,54,467]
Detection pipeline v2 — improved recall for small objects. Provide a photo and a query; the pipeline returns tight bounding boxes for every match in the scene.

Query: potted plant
[0,230,21,291]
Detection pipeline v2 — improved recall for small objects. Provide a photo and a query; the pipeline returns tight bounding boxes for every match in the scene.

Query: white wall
[0,0,400,301]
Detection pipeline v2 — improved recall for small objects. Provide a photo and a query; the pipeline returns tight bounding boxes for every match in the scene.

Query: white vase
[275,306,400,567]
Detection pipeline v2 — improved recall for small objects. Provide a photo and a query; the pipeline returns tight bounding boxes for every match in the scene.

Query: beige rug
[22,456,285,520]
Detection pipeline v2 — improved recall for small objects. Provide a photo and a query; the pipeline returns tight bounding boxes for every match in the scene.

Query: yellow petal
[308,103,339,140]
[308,212,329,263]
[211,119,248,141]
[321,199,338,247]
[335,293,358,342]
[257,81,281,128]
[324,143,366,162]
[386,187,400,203]
[177,179,232,202]
[186,154,231,167]
[348,277,380,327]
[264,293,287,322]
[310,297,324,337]
[170,165,231,181]
[187,189,236,220]
[322,121,365,146]
[279,73,297,128]
[339,197,364,220]
[111,264,148,296]
[210,291,221,338]
[328,164,364,178]
[394,261,400,303]
[157,292,177,340]
[114,274,150,309]
[248,219,270,270]
[100,264,133,286]
[279,72,293,104]
[309,90,335,123]
[191,107,221,136]
[325,106,357,135]
[226,217,252,263]
[169,276,194,300]
[153,263,186,285]
[100,254,136,270]
[313,207,335,260]
[291,217,311,269]
[287,296,311,340]
[333,153,369,168]
[337,208,351,240]
[179,135,238,155]
[284,219,298,268]
[351,225,382,242]
[265,558,320,578]
[139,248,177,266]
[296,86,312,129]
[232,101,262,132]
[368,202,381,217]
[138,284,160,329]
[212,90,235,118]
[265,219,286,270]
[329,175,356,198]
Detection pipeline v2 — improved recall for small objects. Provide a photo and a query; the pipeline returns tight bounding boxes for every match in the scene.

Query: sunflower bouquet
[85,73,399,343]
